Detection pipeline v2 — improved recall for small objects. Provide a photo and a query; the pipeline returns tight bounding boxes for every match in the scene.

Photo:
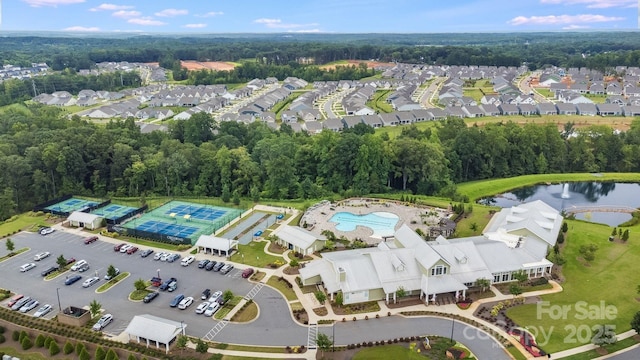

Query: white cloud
[64,26,100,32]
[112,10,140,18]
[254,18,319,29]
[562,24,591,29]
[23,0,85,7]
[155,8,188,17]
[540,0,636,8]
[89,3,133,11]
[508,14,624,25]
[184,23,207,28]
[195,11,224,18]
[127,17,166,26]
[288,29,322,33]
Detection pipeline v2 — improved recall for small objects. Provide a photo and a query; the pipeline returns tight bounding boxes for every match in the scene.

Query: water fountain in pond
[561,183,570,199]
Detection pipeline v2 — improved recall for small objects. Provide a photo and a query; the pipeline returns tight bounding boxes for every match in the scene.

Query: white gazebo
[194,234,239,257]
[124,314,185,353]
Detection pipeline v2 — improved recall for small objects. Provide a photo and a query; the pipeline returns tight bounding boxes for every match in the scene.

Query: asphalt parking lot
[0,230,305,343]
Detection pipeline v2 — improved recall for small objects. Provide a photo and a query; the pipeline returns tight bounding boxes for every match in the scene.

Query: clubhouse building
[300,200,562,305]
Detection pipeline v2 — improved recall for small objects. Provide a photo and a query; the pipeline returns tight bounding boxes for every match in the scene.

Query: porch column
[385,293,389,304]
[462,289,466,299]
[393,292,397,304]
[455,290,459,299]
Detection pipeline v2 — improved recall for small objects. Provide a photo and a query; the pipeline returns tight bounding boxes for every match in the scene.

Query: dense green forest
[1,103,639,221]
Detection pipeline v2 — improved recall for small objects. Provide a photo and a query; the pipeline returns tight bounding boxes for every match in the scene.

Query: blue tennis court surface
[135,220,199,237]
[166,204,228,221]
[45,197,99,213]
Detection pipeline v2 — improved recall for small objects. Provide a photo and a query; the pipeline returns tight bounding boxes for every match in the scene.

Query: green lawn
[506,218,640,353]
[352,345,425,360]
[561,336,639,360]
[214,295,243,320]
[0,212,50,237]
[366,90,393,113]
[456,173,640,201]
[451,205,494,238]
[229,241,282,268]
[96,272,129,293]
[536,88,554,98]
[585,94,607,104]
[0,346,48,360]
[266,276,298,301]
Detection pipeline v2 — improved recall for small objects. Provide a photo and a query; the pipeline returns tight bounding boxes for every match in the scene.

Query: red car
[241,268,255,278]
[7,294,24,308]
[84,236,98,244]
[66,258,77,265]
[126,246,138,255]
[113,243,126,252]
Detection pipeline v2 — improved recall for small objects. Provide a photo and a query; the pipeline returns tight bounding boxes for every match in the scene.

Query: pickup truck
[150,277,162,287]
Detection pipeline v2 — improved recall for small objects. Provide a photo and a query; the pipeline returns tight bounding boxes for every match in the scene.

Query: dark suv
[159,277,177,291]
[205,261,217,271]
[41,266,58,277]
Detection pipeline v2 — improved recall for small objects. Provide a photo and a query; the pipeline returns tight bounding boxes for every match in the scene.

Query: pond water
[481,182,640,227]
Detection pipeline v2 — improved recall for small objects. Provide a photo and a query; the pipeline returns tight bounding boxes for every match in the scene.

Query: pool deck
[302,198,453,244]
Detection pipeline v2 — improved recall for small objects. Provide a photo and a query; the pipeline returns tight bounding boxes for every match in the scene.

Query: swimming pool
[329,211,399,238]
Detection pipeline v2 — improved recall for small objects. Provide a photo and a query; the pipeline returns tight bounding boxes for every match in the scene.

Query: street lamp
[450,316,455,343]
[180,320,185,335]
[56,288,62,312]
[157,269,160,278]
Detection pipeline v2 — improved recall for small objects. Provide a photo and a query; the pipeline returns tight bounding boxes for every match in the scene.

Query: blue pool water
[329,211,399,238]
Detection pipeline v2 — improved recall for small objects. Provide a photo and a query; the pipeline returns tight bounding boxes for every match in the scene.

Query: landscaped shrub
[44,335,53,348]
[105,348,118,360]
[49,340,60,355]
[0,325,4,333]
[0,334,5,344]
[21,336,33,350]
[79,348,91,360]
[64,340,75,354]
[76,341,86,355]
[95,345,106,360]
[208,354,223,360]
[35,334,45,347]
[19,330,28,343]
[12,330,19,341]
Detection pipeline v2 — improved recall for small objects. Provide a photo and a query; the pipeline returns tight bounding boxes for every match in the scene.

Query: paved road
[603,345,640,359]
[518,71,551,104]
[420,77,446,108]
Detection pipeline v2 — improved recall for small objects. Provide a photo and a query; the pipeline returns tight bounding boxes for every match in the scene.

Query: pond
[481,182,640,227]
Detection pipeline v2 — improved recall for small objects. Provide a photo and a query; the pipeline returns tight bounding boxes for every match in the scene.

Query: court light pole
[56,288,61,312]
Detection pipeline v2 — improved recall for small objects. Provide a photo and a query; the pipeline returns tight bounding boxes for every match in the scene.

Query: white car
[204,302,220,316]
[177,296,194,310]
[20,299,39,313]
[39,227,55,235]
[180,256,195,267]
[104,268,120,280]
[70,259,88,271]
[33,304,53,318]
[195,301,210,314]
[82,276,100,288]
[119,244,133,253]
[20,263,36,272]
[92,313,113,331]
[160,253,172,261]
[208,290,223,304]
[34,251,51,261]
[154,251,167,261]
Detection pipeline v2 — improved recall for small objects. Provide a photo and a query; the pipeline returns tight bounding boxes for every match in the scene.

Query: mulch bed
[283,266,300,275]
[313,307,328,316]
[385,297,424,309]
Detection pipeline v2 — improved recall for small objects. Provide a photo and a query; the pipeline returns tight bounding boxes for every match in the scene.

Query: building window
[464,282,473,287]
[494,275,500,283]
[431,265,447,276]
[502,273,510,282]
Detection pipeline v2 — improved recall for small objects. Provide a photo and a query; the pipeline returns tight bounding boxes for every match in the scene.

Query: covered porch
[420,275,468,305]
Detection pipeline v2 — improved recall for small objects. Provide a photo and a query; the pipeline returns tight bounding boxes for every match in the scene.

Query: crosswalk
[244,282,264,301]
[307,323,318,349]
[203,320,228,341]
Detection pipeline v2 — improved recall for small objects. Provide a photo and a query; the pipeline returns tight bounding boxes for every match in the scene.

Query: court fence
[107,205,148,226]
[108,224,192,245]
[33,194,73,216]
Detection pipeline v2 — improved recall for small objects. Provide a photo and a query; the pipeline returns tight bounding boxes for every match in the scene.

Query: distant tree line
[2,103,640,221]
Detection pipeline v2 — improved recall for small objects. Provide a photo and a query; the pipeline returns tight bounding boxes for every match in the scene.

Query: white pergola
[124,314,185,353]
[194,234,239,257]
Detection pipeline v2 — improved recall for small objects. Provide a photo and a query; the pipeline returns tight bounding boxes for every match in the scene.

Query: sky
[0,0,638,33]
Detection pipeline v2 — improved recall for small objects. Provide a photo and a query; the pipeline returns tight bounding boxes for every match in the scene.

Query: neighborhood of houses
[0,62,49,81]
[27,62,640,135]
[300,200,561,305]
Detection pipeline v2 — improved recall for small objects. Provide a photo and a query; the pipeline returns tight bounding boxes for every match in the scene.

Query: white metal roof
[124,314,184,344]
[274,225,326,250]
[194,235,238,251]
[67,211,103,224]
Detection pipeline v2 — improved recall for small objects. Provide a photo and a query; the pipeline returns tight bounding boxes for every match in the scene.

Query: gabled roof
[274,225,326,250]
[67,211,103,223]
[194,235,238,251]
[484,200,562,247]
[124,314,184,345]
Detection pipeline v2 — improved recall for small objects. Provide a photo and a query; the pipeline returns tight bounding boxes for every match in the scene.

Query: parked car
[126,246,138,255]
[241,268,255,278]
[178,296,194,310]
[150,277,162,287]
[201,289,211,300]
[104,268,120,280]
[77,263,90,272]
[208,291,223,304]
[83,236,98,244]
[65,257,77,265]
[92,314,113,331]
[167,281,178,292]
[195,301,210,314]
[20,299,39,313]
[204,302,220,316]
[65,275,82,285]
[198,259,210,269]
[82,276,100,288]
[160,253,172,261]
[33,304,52,318]
[20,263,36,272]
[39,227,54,235]
[169,294,185,308]
[205,261,217,271]
[159,277,177,291]
[154,251,167,261]
[34,251,50,261]
[119,244,133,253]
[143,291,159,303]
[180,256,195,267]
[140,249,154,258]
[213,262,225,272]
[7,294,24,308]
[11,296,31,311]
[167,253,180,263]
[254,230,263,237]
[220,264,234,275]
[113,243,126,252]
[70,260,88,271]
[41,265,59,277]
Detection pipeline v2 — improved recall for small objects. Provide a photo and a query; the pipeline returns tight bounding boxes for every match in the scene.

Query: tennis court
[122,201,244,244]
[90,204,139,221]
[45,197,98,214]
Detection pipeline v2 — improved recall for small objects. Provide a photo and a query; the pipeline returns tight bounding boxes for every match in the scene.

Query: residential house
[623,105,640,117]
[323,118,344,132]
[518,104,536,116]
[555,103,577,115]
[575,103,597,116]
[596,103,622,116]
[462,105,484,118]
[361,115,383,128]
[498,104,519,116]
[302,121,323,134]
[480,104,500,116]
[379,113,400,126]
[536,103,558,115]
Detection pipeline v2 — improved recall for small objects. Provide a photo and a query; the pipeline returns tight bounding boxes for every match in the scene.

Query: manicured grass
[230,241,282,268]
[214,295,243,320]
[506,345,528,360]
[456,173,640,201]
[561,337,640,360]
[0,212,50,237]
[506,219,640,353]
[352,345,426,360]
[231,301,258,322]
[290,301,304,311]
[535,88,554,98]
[468,114,633,129]
[0,346,48,360]
[266,276,298,301]
[274,92,305,120]
[366,90,393,113]
[0,247,29,262]
[222,344,289,354]
[96,272,129,293]
[116,236,182,251]
[585,94,607,104]
[451,204,494,238]
[129,289,152,301]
